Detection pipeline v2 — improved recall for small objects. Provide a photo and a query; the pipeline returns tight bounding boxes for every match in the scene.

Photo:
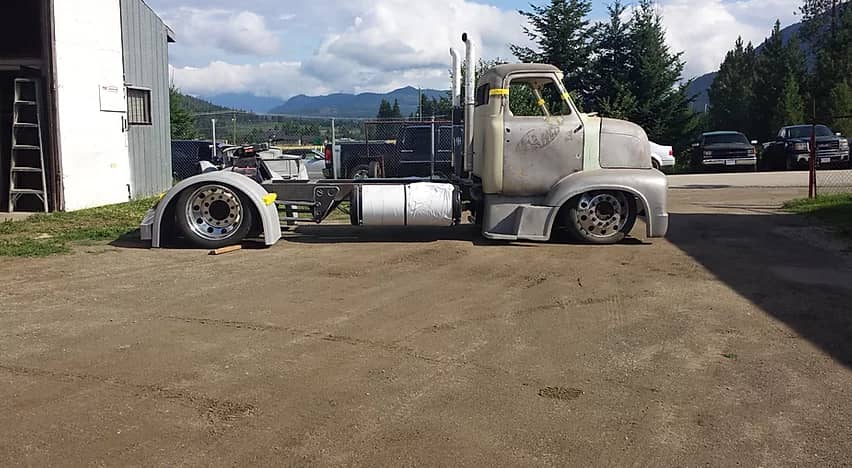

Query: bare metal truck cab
[471,63,668,242]
[141,35,668,249]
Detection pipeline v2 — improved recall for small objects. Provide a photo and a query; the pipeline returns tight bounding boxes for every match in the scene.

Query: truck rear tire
[351,164,370,179]
[368,161,382,178]
[175,183,254,249]
[560,191,637,244]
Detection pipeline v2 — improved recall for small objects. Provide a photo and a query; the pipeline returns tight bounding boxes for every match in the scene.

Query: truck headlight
[703,151,713,157]
[792,142,809,152]
[748,148,756,155]
[841,139,849,150]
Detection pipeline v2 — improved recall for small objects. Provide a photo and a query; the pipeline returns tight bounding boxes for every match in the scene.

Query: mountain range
[202,86,447,118]
[196,20,810,118]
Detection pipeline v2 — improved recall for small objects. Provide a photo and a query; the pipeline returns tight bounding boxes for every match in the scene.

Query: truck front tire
[176,183,254,249]
[558,191,637,244]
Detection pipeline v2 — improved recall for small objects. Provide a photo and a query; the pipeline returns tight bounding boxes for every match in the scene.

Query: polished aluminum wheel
[183,184,245,241]
[573,191,630,240]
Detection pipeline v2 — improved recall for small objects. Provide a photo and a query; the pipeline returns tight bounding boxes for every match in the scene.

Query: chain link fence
[814,143,852,196]
[813,116,852,196]
[360,119,461,179]
[171,140,222,181]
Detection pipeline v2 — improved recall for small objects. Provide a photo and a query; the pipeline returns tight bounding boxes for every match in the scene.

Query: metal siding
[120,0,171,198]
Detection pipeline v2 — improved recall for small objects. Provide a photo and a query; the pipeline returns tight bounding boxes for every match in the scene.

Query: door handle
[573,124,583,134]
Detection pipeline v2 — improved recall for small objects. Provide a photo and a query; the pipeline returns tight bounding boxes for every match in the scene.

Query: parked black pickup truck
[761,124,850,171]
[323,124,462,179]
[689,131,758,171]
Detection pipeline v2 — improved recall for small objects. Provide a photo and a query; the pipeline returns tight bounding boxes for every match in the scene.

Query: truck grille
[815,140,844,158]
[706,149,750,159]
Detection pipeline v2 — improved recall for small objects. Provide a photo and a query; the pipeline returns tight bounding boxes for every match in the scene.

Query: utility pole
[809,100,817,199]
[232,111,237,144]
[418,87,422,121]
[211,118,217,161]
[331,118,339,179]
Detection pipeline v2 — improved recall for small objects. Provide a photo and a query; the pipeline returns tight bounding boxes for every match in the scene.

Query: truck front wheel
[559,191,637,244]
[176,183,254,249]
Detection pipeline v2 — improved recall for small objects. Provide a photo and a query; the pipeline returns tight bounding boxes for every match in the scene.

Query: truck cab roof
[478,64,563,87]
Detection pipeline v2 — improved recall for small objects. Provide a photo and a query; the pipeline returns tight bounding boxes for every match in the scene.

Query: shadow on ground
[109,230,150,250]
[667,212,852,368]
[281,224,649,247]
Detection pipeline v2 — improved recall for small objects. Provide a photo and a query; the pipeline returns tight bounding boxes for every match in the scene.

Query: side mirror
[691,142,700,148]
[750,140,758,145]
[837,133,843,137]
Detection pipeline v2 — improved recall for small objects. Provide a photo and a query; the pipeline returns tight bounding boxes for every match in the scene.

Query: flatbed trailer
[141,34,669,249]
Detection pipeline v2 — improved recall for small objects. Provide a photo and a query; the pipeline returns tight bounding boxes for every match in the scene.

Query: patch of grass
[784,194,852,239]
[326,201,352,223]
[0,198,156,257]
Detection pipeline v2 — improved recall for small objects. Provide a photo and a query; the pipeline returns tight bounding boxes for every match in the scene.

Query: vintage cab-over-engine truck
[141,34,668,248]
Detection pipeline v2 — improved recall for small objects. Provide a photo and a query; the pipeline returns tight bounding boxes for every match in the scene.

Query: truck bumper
[795,151,849,165]
[703,157,757,167]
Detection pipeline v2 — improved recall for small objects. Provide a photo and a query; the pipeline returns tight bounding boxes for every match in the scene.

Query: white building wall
[52,0,131,211]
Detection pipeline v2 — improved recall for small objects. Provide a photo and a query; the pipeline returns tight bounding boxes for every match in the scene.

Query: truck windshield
[509,79,570,117]
[703,133,749,145]
[787,125,833,138]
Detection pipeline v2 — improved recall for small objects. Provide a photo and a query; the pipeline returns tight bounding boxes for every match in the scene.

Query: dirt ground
[1,186,851,467]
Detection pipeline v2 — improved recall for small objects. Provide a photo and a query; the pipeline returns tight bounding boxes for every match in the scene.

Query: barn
[0,0,174,213]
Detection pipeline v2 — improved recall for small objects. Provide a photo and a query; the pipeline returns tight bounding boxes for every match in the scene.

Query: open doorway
[0,0,56,212]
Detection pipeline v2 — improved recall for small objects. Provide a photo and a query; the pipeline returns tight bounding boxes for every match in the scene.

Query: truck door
[398,126,431,177]
[502,74,584,196]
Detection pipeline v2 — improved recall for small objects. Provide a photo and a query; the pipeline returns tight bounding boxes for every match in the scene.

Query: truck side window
[475,84,490,107]
[401,127,431,156]
[508,78,570,118]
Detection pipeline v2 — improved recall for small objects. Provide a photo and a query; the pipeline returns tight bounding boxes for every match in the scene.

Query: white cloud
[161,8,281,57]
[166,0,529,99]
[170,61,331,98]
[158,0,803,98]
[657,0,801,78]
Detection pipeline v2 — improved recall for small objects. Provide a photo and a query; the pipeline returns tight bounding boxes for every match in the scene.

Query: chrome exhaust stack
[450,48,461,108]
[462,33,476,173]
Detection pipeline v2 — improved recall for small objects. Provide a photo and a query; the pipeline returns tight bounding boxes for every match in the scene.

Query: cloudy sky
[145,0,802,99]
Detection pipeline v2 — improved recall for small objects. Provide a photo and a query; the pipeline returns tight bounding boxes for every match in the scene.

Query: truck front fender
[141,171,281,248]
[544,169,669,238]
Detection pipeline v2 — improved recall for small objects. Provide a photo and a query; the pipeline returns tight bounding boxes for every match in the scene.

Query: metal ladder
[8,78,49,213]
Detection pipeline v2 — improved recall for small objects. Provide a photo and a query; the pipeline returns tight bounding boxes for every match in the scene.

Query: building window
[127,87,152,125]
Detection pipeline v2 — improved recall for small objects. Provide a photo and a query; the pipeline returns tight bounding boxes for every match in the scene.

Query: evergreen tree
[169,86,199,140]
[511,0,594,100]
[589,0,636,119]
[753,21,808,140]
[625,0,698,149]
[377,99,392,119]
[801,1,851,125]
[708,37,757,137]
[391,99,402,118]
[778,73,806,126]
[827,80,852,135]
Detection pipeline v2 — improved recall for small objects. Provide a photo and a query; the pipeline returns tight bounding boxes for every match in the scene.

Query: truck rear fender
[146,171,281,248]
[543,169,669,238]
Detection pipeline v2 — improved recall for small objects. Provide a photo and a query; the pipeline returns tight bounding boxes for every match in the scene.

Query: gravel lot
[1,185,850,466]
